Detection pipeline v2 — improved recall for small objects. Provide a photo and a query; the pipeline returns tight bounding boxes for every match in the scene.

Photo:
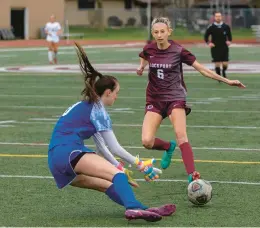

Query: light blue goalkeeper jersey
[48,100,112,150]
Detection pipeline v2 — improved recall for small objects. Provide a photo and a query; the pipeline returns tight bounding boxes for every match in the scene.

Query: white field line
[0,43,145,52]
[0,174,259,186]
[11,121,260,130]
[0,105,66,109]
[0,120,16,124]
[112,124,260,129]
[0,42,256,52]
[0,141,260,151]
[1,71,259,75]
[39,50,101,55]
[0,94,259,101]
[129,87,260,91]
[0,120,258,130]
[1,105,260,113]
[0,54,17,58]
[28,118,58,121]
[1,81,260,88]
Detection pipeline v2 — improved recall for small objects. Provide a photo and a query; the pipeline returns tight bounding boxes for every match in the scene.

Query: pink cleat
[146,204,176,216]
[125,209,162,222]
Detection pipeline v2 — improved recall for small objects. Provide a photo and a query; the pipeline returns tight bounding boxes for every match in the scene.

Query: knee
[215,63,221,68]
[175,131,188,146]
[223,64,228,69]
[142,137,154,149]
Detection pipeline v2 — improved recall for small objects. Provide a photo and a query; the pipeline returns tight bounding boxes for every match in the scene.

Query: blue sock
[112,173,148,210]
[105,184,124,206]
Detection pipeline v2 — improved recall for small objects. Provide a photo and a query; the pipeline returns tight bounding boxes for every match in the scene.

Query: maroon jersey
[139,40,196,102]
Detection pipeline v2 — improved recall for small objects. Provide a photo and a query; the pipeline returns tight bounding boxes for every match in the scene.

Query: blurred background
[0,0,259,42]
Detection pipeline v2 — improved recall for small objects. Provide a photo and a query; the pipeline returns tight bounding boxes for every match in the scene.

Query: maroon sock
[152,138,171,150]
[179,142,195,174]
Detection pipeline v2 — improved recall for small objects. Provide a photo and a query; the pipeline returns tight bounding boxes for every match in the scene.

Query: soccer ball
[187,179,212,206]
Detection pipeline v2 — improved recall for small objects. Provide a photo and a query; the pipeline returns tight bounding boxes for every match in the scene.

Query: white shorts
[46,35,59,43]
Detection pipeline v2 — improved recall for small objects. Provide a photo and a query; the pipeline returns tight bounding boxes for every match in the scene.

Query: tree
[249,0,260,8]
[96,0,104,31]
[87,0,104,31]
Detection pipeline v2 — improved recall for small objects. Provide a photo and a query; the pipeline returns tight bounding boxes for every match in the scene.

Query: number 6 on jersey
[157,69,164,79]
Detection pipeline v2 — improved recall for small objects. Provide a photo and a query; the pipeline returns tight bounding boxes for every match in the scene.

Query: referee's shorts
[211,46,229,62]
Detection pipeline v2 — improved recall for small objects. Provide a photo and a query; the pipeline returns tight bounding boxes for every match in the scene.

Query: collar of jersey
[214,22,223,26]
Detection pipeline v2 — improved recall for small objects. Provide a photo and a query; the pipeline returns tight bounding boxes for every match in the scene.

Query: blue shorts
[48,144,94,189]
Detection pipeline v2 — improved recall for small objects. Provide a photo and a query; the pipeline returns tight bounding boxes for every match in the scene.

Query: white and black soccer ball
[187,179,212,206]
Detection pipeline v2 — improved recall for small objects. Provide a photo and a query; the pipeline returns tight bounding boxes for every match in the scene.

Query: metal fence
[65,7,260,33]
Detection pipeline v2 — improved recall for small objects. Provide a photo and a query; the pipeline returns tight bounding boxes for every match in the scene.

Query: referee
[204,12,232,78]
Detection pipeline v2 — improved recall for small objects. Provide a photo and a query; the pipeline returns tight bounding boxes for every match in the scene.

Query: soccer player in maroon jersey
[137,17,245,183]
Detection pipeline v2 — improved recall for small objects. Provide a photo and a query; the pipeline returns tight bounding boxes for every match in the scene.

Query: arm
[137,57,149,76]
[226,25,232,46]
[57,23,62,36]
[93,132,140,187]
[140,57,149,68]
[100,130,161,175]
[99,131,160,181]
[44,24,49,35]
[99,130,137,165]
[204,26,215,47]
[93,132,120,167]
[204,26,211,44]
[137,45,149,76]
[226,25,232,42]
[57,29,62,36]
[192,60,245,88]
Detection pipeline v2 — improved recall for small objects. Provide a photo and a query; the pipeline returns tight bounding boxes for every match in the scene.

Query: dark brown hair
[214,11,222,15]
[74,42,118,103]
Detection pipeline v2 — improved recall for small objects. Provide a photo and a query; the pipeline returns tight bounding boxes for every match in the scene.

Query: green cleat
[160,140,176,169]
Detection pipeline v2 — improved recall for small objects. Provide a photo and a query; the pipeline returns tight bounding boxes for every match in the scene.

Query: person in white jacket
[45,15,62,64]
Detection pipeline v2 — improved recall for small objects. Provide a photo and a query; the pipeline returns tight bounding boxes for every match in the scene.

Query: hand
[153,167,163,174]
[226,41,231,46]
[136,66,144,76]
[227,79,246,88]
[135,157,161,181]
[143,166,159,182]
[208,42,215,48]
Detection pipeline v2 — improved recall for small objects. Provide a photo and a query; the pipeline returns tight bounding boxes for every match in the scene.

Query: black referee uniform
[204,22,232,63]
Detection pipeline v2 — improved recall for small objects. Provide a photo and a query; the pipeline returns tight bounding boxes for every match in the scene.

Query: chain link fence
[64,7,260,41]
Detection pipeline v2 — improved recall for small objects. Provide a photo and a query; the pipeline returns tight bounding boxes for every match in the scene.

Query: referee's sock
[215,67,221,76]
[222,66,227,78]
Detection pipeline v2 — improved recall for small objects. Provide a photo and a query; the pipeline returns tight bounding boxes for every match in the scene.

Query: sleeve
[57,23,61,30]
[90,103,112,132]
[44,23,49,31]
[99,130,136,165]
[93,132,119,166]
[181,48,196,66]
[138,45,149,60]
[226,25,232,42]
[204,25,211,43]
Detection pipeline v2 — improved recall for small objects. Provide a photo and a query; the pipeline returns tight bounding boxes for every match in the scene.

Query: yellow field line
[0,154,260,164]
[0,154,46,158]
